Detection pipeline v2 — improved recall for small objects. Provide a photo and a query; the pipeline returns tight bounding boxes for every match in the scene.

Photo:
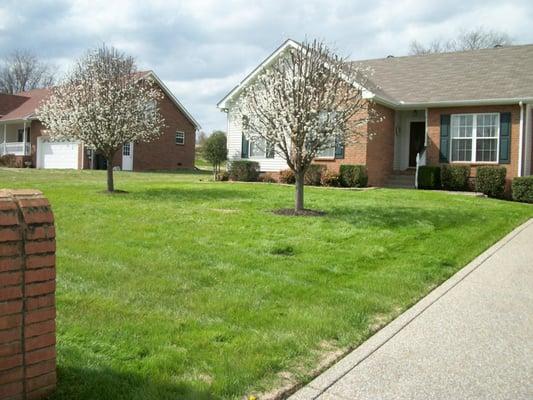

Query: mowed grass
[1,168,532,399]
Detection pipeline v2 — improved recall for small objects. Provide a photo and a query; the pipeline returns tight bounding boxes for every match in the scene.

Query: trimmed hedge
[441,165,470,191]
[417,166,441,189]
[321,169,340,187]
[258,173,277,183]
[0,154,17,167]
[228,160,260,182]
[279,169,295,184]
[512,176,533,203]
[475,166,507,198]
[304,164,326,186]
[339,165,368,187]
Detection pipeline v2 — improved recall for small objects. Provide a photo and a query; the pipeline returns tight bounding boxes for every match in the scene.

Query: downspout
[526,104,532,176]
[518,101,524,177]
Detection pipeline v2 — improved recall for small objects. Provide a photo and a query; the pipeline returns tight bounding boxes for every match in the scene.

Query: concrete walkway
[289,219,533,400]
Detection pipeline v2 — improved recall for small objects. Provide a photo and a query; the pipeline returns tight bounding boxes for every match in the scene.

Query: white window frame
[248,138,274,159]
[175,131,185,145]
[450,113,500,164]
[313,111,338,160]
[122,142,131,156]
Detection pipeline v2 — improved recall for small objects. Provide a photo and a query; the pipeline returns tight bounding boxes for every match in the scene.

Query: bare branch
[409,27,513,55]
[232,39,379,210]
[0,50,55,94]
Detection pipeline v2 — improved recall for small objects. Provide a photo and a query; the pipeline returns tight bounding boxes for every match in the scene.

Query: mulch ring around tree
[273,208,327,217]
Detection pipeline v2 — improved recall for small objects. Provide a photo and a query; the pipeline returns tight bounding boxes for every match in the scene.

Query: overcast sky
[1,0,533,133]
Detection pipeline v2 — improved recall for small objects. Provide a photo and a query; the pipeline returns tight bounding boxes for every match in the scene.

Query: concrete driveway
[289,219,533,400]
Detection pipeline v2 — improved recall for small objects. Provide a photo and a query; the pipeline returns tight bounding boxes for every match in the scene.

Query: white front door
[122,142,133,171]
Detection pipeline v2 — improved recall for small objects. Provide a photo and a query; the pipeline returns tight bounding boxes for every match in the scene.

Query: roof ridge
[352,42,533,63]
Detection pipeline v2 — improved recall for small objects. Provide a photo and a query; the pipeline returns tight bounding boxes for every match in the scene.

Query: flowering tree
[38,45,165,192]
[233,40,379,213]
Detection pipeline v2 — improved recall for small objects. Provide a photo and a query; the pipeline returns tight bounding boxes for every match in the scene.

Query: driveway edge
[287,218,533,400]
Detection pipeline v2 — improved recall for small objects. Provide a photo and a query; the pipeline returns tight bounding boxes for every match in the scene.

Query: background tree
[0,50,55,94]
[202,131,227,180]
[38,45,165,192]
[196,131,208,149]
[409,27,512,55]
[234,39,378,213]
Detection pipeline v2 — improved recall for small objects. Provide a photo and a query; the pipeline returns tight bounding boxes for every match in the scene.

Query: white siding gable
[226,110,288,172]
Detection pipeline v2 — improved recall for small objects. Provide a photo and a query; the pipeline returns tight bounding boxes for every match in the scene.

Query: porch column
[22,121,27,156]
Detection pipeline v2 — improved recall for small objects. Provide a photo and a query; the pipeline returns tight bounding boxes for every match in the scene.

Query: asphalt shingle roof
[0,89,51,122]
[353,44,533,104]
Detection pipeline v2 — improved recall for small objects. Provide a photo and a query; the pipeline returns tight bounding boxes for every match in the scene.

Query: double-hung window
[314,111,344,159]
[450,113,499,163]
[175,131,185,145]
[247,138,274,159]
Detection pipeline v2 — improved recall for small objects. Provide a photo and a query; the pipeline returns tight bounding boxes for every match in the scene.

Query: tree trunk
[106,157,114,192]
[295,170,304,212]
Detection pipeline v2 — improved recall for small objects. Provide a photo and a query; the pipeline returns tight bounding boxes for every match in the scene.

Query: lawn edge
[283,217,533,400]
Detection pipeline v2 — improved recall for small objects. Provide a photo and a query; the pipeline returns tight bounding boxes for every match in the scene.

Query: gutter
[373,96,533,110]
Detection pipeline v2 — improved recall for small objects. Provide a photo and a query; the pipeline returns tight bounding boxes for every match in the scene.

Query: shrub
[475,166,507,198]
[0,154,17,168]
[512,176,533,203]
[218,171,229,181]
[258,173,277,183]
[228,160,260,182]
[417,166,441,190]
[279,169,295,184]
[339,165,368,187]
[440,165,470,191]
[304,164,325,186]
[321,169,341,187]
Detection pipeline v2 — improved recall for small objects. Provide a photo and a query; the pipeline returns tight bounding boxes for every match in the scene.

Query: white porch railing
[414,148,427,189]
[0,142,31,156]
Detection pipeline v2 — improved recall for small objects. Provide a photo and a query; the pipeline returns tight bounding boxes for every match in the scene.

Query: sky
[1,1,533,133]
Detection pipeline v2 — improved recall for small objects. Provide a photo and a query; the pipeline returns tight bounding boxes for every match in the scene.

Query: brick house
[218,40,533,187]
[0,71,200,171]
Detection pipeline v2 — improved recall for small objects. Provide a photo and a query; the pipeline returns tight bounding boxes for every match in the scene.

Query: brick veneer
[0,190,56,400]
[426,105,521,186]
[313,102,396,186]
[110,88,197,171]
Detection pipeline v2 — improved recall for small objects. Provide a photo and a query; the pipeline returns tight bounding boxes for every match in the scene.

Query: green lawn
[1,169,531,400]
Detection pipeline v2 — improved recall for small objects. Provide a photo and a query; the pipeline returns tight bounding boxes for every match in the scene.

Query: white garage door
[37,137,79,169]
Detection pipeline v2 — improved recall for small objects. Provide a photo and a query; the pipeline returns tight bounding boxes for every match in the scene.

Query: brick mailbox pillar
[0,190,56,400]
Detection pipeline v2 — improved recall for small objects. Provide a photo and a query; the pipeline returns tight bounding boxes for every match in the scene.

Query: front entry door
[122,142,133,171]
[409,122,425,167]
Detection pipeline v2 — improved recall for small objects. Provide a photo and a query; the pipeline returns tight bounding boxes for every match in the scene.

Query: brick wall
[0,190,56,400]
[109,88,197,171]
[427,105,521,186]
[312,102,395,187]
[366,103,396,186]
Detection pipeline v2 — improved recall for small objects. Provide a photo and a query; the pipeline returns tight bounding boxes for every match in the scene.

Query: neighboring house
[218,40,533,187]
[0,71,200,171]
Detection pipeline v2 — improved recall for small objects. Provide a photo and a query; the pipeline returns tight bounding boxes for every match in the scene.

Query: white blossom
[232,39,381,211]
[38,45,165,191]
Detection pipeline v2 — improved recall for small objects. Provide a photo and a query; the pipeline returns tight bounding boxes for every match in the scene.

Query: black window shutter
[439,114,451,163]
[335,138,345,159]
[499,112,511,164]
[241,134,249,158]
